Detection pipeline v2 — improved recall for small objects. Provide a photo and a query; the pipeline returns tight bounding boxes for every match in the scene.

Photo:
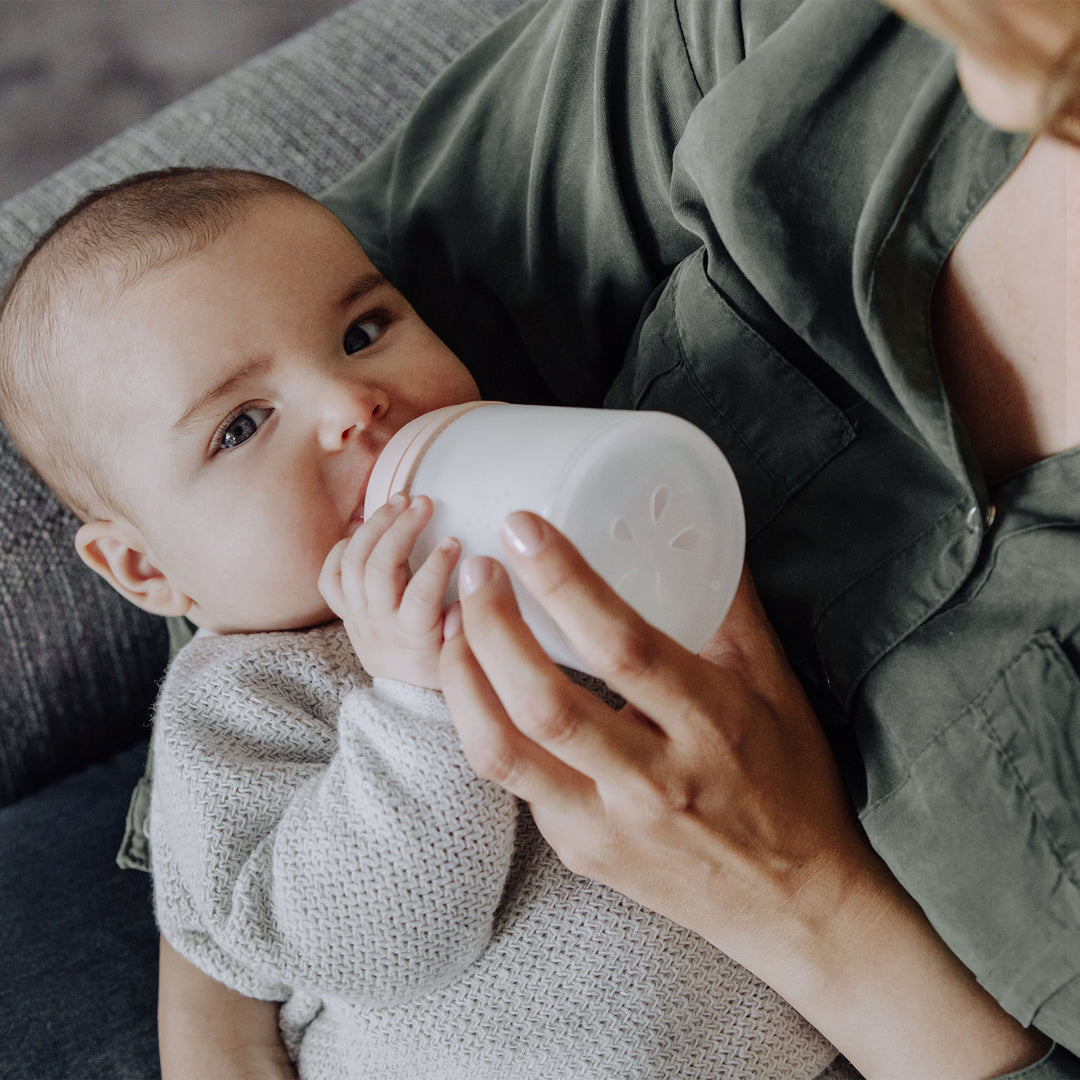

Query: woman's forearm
[158,936,296,1080]
[715,846,1049,1079]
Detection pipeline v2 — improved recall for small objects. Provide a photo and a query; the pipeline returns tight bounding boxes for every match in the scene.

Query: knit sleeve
[150,628,518,1006]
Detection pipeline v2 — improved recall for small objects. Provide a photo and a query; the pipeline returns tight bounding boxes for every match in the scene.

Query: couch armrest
[0,0,520,806]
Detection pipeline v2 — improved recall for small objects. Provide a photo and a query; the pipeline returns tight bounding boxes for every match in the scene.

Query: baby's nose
[316,378,389,449]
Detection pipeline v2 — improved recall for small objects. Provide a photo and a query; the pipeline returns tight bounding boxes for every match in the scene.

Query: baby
[0,167,837,1079]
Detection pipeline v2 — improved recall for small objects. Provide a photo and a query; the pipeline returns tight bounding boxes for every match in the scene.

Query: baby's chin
[191,599,337,636]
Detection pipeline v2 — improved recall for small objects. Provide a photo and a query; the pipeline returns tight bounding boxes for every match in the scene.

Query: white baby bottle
[364,402,745,672]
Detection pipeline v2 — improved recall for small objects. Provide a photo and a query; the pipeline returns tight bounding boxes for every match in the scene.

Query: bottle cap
[364,400,496,519]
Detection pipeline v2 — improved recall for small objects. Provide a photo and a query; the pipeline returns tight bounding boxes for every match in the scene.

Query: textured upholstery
[0,0,522,806]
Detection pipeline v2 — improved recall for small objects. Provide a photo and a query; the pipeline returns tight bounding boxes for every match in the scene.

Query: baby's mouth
[347,449,384,531]
[349,489,369,530]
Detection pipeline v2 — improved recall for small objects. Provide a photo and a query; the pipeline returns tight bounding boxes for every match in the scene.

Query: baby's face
[82,194,479,633]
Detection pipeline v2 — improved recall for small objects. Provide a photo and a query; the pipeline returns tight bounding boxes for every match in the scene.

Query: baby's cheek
[252,536,329,626]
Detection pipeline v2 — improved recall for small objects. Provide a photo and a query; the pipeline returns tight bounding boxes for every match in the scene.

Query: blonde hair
[0,166,307,520]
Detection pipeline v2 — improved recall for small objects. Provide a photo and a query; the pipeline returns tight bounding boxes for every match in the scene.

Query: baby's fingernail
[389,491,408,508]
[501,512,544,556]
[443,604,462,640]
[459,556,493,597]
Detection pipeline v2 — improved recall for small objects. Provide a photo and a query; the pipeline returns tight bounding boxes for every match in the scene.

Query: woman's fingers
[440,603,598,813]
[496,513,724,736]
[696,563,814,718]
[446,554,662,795]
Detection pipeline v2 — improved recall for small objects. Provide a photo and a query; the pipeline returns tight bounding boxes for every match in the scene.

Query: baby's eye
[218,406,273,451]
[343,319,383,355]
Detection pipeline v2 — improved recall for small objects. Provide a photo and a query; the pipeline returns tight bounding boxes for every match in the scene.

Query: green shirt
[323,0,1080,1061]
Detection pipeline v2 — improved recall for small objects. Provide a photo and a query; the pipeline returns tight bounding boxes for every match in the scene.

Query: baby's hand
[319,493,460,689]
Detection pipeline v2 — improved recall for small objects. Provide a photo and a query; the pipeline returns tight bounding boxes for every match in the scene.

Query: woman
[159,0,1080,1075]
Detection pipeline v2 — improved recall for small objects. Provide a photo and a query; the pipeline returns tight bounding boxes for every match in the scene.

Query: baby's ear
[75,520,192,618]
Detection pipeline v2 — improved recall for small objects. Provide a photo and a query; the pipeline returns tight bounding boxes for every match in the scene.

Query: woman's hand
[320,493,460,688]
[440,511,1049,1079]
[441,514,864,963]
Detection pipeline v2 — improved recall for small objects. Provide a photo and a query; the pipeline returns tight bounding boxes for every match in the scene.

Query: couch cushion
[0,743,160,1079]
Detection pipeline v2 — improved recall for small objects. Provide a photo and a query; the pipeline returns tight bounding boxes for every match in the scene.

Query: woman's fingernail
[459,555,493,597]
[443,603,462,640]
[502,512,544,556]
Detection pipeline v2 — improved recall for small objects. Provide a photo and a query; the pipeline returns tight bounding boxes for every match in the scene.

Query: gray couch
[0,2,519,1075]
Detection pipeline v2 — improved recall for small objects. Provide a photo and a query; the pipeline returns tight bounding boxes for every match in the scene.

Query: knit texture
[151,622,839,1080]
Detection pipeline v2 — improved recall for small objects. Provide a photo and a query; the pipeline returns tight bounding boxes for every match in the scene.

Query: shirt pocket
[606,248,854,537]
[968,630,1080,1022]
[976,631,1080,882]
[861,630,1080,1025]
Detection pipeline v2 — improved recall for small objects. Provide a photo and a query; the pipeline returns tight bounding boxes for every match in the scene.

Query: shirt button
[819,659,834,693]
[985,503,997,529]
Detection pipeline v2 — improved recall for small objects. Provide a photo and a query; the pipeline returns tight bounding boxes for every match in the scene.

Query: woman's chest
[932,135,1078,486]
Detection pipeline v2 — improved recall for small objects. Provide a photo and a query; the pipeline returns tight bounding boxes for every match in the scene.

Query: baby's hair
[0,166,307,521]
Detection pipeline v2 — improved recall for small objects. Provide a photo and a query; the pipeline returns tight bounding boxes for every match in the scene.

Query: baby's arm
[158,937,295,1080]
[151,630,517,1007]
[319,493,459,689]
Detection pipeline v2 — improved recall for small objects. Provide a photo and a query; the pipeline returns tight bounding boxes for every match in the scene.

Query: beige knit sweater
[150,622,838,1079]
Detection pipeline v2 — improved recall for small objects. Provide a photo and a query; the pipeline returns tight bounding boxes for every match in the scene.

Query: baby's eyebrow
[170,271,388,438]
[336,269,389,312]
[172,356,272,436]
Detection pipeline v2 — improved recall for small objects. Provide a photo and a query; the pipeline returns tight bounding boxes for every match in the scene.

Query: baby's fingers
[323,493,410,615]
[362,495,435,612]
[318,536,351,618]
[399,536,461,634]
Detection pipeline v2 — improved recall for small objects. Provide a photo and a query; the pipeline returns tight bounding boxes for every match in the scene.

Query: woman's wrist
[718,846,1049,1080]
